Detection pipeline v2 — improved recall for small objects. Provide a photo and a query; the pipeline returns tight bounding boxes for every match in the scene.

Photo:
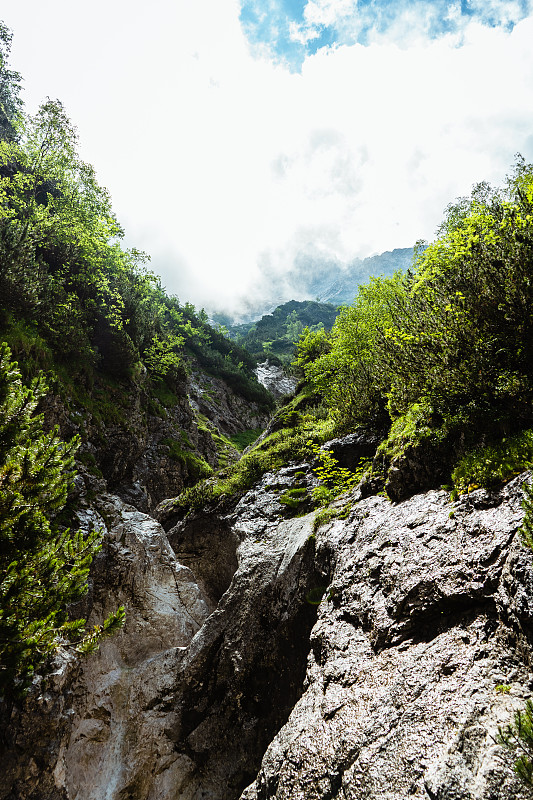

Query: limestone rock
[3,468,533,800]
[0,495,210,800]
[255,362,298,399]
[241,476,533,800]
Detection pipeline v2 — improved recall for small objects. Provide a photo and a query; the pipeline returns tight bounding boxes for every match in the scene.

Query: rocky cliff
[41,364,270,514]
[1,453,533,799]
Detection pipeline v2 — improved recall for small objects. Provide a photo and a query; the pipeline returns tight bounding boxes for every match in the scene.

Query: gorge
[2,22,533,799]
[2,427,532,800]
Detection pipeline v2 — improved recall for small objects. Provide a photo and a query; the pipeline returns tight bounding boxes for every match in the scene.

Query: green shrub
[498,699,533,788]
[229,428,263,452]
[160,438,213,481]
[0,344,124,698]
[311,445,370,506]
[451,430,533,493]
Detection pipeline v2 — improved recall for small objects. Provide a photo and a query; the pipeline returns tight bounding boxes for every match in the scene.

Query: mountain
[287,246,415,306]
[211,247,416,325]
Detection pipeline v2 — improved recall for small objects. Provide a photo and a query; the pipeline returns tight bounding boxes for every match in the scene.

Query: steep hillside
[0,29,273,704]
[0,88,274,510]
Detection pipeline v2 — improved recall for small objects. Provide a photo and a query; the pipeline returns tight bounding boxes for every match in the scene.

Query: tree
[0,343,124,698]
[0,23,22,142]
[285,309,304,343]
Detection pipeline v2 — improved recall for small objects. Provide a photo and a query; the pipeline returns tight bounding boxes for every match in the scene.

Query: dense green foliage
[0,23,22,142]
[295,158,533,491]
[0,343,124,698]
[0,24,268,696]
[150,159,533,520]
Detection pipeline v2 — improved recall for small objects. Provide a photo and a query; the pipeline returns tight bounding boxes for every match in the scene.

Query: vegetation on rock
[0,343,124,698]
[0,22,269,695]
[295,157,533,496]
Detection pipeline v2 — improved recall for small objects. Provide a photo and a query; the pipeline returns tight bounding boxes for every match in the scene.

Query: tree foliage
[297,158,533,441]
[0,23,22,142]
[0,343,124,698]
[0,35,269,407]
[235,300,338,364]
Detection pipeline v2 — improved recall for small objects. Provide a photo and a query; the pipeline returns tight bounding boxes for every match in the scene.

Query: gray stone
[3,468,533,800]
[241,476,532,800]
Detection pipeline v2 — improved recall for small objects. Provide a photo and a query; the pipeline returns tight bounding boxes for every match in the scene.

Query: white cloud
[303,0,359,28]
[2,1,533,314]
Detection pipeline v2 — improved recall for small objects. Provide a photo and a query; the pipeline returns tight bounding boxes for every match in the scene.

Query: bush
[0,343,124,698]
[297,159,533,460]
[452,430,533,493]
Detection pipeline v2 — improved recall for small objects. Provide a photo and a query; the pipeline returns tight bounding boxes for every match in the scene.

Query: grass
[176,415,337,514]
[229,428,263,451]
[151,379,180,408]
[279,487,308,511]
[160,437,213,480]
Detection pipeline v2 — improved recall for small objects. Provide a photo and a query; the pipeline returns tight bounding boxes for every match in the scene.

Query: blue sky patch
[239,0,533,70]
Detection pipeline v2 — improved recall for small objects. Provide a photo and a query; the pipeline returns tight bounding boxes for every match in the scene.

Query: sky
[2,0,533,315]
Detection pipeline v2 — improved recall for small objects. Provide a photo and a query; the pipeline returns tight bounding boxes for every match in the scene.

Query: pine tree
[0,342,124,698]
[498,699,533,787]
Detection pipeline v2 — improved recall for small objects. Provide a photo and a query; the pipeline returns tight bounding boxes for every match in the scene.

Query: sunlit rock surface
[255,361,298,399]
[241,477,533,800]
[2,473,533,800]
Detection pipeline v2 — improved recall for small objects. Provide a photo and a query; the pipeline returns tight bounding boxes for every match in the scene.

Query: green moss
[311,501,352,534]
[160,438,213,480]
[279,487,308,511]
[312,507,339,533]
[151,380,179,408]
[176,411,337,515]
[229,428,263,451]
[180,430,193,449]
[77,451,103,478]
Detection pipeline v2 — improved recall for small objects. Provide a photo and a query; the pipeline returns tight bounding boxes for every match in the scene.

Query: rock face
[189,368,270,436]
[255,362,298,399]
[42,365,271,513]
[0,494,210,800]
[242,477,533,800]
[2,469,533,799]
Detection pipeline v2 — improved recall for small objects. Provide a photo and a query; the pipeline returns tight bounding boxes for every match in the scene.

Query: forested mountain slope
[0,24,272,700]
[222,299,339,364]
